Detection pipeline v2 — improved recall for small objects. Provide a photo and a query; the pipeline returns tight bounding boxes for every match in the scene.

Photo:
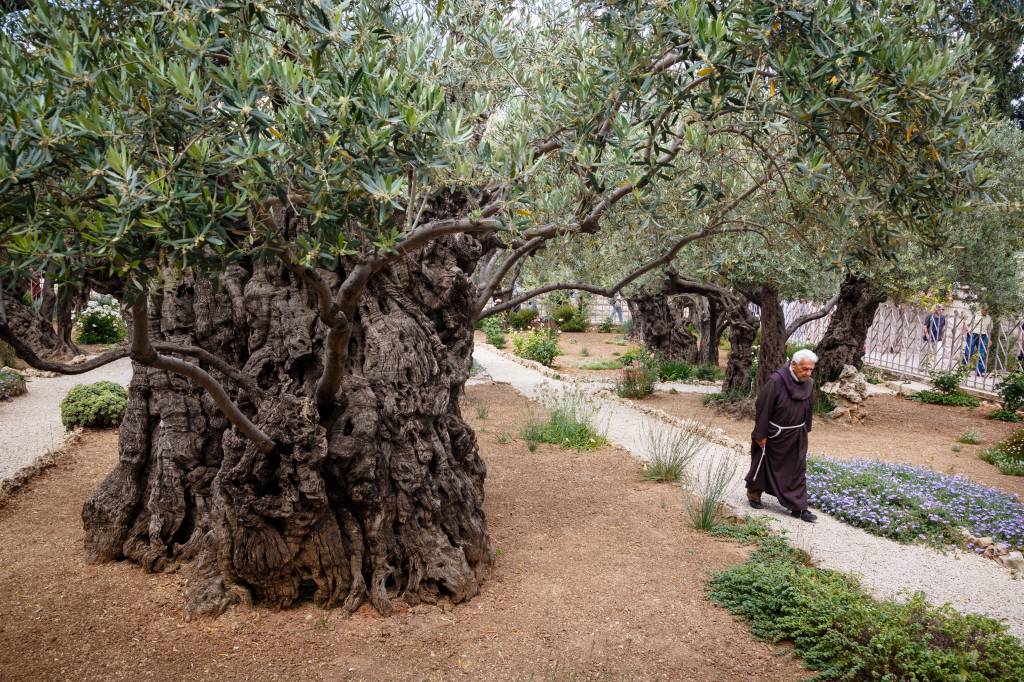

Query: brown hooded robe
[746,365,813,513]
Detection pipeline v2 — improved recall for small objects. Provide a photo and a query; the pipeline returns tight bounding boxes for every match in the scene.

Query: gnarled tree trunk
[722,300,758,396]
[0,290,77,359]
[626,294,697,362]
[813,274,886,386]
[82,235,492,618]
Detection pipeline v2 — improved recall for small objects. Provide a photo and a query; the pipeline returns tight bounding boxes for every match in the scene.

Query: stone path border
[473,345,1024,638]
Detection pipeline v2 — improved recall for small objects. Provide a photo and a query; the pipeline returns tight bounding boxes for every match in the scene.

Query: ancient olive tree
[0,0,993,619]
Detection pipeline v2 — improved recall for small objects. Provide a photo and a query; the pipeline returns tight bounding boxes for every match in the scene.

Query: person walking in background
[611,294,624,325]
[920,304,946,371]
[963,304,993,376]
[1017,319,1024,369]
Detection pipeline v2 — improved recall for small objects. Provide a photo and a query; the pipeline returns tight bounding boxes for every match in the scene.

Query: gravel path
[0,359,133,481]
[473,345,1024,638]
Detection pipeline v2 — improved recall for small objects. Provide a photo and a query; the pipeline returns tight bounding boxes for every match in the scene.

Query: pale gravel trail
[0,358,133,481]
[473,345,1024,639]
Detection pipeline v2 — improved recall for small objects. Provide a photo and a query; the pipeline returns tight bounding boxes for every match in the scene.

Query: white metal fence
[780,300,1024,395]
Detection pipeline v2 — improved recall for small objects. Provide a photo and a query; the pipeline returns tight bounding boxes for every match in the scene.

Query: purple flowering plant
[807,458,1024,552]
[0,368,26,401]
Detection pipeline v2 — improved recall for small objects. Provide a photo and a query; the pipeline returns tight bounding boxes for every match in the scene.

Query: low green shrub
[60,381,128,429]
[708,516,773,544]
[615,366,657,399]
[929,364,968,394]
[995,369,1024,417]
[693,364,724,381]
[615,347,658,398]
[597,318,616,333]
[550,304,589,332]
[911,390,980,407]
[479,316,506,348]
[520,388,606,451]
[511,330,561,366]
[982,430,1024,476]
[990,408,1023,422]
[912,357,980,408]
[657,359,693,382]
[74,299,127,344]
[0,367,27,401]
[987,405,1019,421]
[708,536,1024,681]
[861,365,885,385]
[507,308,538,330]
[618,347,644,366]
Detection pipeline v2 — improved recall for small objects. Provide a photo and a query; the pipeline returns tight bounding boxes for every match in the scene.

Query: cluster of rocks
[961,529,1024,579]
[17,366,59,379]
[820,364,869,423]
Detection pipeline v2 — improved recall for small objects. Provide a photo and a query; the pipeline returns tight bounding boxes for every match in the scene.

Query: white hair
[792,348,819,364]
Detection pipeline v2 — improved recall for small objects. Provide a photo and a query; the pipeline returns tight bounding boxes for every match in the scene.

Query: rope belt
[752,421,806,481]
[768,420,806,439]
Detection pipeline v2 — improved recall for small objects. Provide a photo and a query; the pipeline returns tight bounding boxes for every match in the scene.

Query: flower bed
[807,458,1024,552]
[0,367,27,401]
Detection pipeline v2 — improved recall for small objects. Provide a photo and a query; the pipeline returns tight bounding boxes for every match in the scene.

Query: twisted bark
[81,235,492,618]
[722,299,759,395]
[0,291,77,360]
[626,294,698,362]
[813,274,886,386]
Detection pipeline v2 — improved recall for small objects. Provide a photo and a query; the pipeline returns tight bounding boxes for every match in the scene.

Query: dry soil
[0,383,809,681]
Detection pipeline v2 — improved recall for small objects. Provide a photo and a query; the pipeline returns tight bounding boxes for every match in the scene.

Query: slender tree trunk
[82,234,493,618]
[626,294,697,362]
[697,296,720,366]
[813,274,886,386]
[39,269,57,323]
[54,285,81,352]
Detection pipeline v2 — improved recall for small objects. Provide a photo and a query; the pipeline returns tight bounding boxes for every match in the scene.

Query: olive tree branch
[129,298,276,454]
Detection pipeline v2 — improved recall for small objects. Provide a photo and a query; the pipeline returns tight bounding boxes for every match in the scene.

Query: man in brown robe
[745,349,818,523]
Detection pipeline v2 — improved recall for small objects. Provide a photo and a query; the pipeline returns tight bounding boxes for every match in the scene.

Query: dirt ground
[0,383,808,681]
[646,392,1024,499]
[477,331,731,381]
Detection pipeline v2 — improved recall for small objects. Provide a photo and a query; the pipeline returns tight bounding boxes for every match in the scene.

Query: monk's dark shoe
[747,498,764,509]
[791,510,817,523]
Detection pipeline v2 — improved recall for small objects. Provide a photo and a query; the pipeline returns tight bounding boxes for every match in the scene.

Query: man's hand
[756,438,767,448]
